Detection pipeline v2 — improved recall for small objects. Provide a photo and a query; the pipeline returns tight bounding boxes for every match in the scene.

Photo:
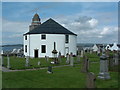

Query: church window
[41,45,46,53]
[25,35,27,40]
[25,45,27,52]
[65,35,69,43]
[41,34,46,39]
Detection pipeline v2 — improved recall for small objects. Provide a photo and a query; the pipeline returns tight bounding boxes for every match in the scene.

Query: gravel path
[2,64,71,72]
[2,62,98,72]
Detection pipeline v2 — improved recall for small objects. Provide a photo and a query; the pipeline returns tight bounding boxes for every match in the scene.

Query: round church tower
[29,13,41,31]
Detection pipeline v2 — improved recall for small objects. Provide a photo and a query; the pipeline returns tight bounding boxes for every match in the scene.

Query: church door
[34,49,38,58]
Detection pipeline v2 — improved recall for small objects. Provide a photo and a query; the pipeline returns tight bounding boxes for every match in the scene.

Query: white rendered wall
[24,34,77,58]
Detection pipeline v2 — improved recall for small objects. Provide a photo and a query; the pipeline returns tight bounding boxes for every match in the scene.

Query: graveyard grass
[3,52,100,70]
[2,52,119,88]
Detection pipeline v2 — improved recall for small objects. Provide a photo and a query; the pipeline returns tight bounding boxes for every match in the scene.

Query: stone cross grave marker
[25,56,29,67]
[86,72,96,88]
[81,56,89,73]
[47,66,53,74]
[98,53,110,80]
[58,52,61,63]
[7,54,10,69]
[66,53,70,64]
[70,52,74,66]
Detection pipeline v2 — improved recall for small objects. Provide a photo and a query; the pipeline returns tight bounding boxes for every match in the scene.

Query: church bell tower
[29,13,41,31]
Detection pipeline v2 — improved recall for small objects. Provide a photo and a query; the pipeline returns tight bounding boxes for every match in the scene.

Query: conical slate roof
[32,13,40,21]
[24,18,77,35]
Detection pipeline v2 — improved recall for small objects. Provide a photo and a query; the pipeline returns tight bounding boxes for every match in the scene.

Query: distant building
[110,43,119,51]
[92,44,104,52]
[23,13,77,58]
[105,44,113,50]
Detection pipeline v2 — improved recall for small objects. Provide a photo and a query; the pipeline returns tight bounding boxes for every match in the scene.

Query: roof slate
[24,18,77,36]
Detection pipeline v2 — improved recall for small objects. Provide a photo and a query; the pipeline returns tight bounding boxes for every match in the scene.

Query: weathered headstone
[108,55,114,70]
[80,50,84,57]
[97,49,100,56]
[0,54,3,66]
[45,56,49,62]
[98,53,110,80]
[70,53,74,66]
[38,61,41,66]
[58,52,61,63]
[86,72,96,88]
[25,56,29,67]
[47,66,53,74]
[81,56,89,73]
[7,54,10,69]
[114,53,118,65]
[0,50,4,66]
[77,51,80,63]
[90,50,92,54]
[66,53,70,64]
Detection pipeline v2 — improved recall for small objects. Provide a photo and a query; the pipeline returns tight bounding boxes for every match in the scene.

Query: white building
[110,43,119,51]
[23,13,77,58]
[105,44,111,50]
[92,44,99,52]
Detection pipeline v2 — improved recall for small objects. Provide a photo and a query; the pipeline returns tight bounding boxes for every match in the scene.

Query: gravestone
[0,50,4,66]
[66,53,70,64]
[47,66,53,74]
[58,52,61,63]
[38,61,41,66]
[114,53,118,65]
[90,49,92,54]
[7,55,10,69]
[77,51,80,63]
[81,56,89,73]
[0,54,4,66]
[25,56,29,67]
[81,50,84,57]
[70,53,74,66]
[45,56,49,62]
[86,72,96,88]
[98,53,110,80]
[108,55,114,70]
[97,49,100,56]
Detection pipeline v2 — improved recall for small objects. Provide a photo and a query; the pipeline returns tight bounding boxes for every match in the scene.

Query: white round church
[23,13,77,58]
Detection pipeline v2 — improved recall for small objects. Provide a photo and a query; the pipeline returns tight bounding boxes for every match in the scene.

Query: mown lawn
[2,52,100,70]
[2,63,119,88]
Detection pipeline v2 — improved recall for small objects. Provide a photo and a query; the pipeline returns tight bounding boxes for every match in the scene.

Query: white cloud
[2,18,29,33]
[54,14,117,43]
[88,19,98,28]
[100,26,118,35]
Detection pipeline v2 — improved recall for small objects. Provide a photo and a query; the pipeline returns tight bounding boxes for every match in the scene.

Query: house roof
[109,44,113,47]
[24,18,77,36]
[117,44,120,48]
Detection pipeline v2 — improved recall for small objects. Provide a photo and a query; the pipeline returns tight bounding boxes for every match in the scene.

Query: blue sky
[2,2,118,45]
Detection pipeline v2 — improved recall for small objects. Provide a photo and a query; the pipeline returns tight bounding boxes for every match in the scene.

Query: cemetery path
[2,62,99,72]
[2,64,72,72]
[2,67,10,72]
